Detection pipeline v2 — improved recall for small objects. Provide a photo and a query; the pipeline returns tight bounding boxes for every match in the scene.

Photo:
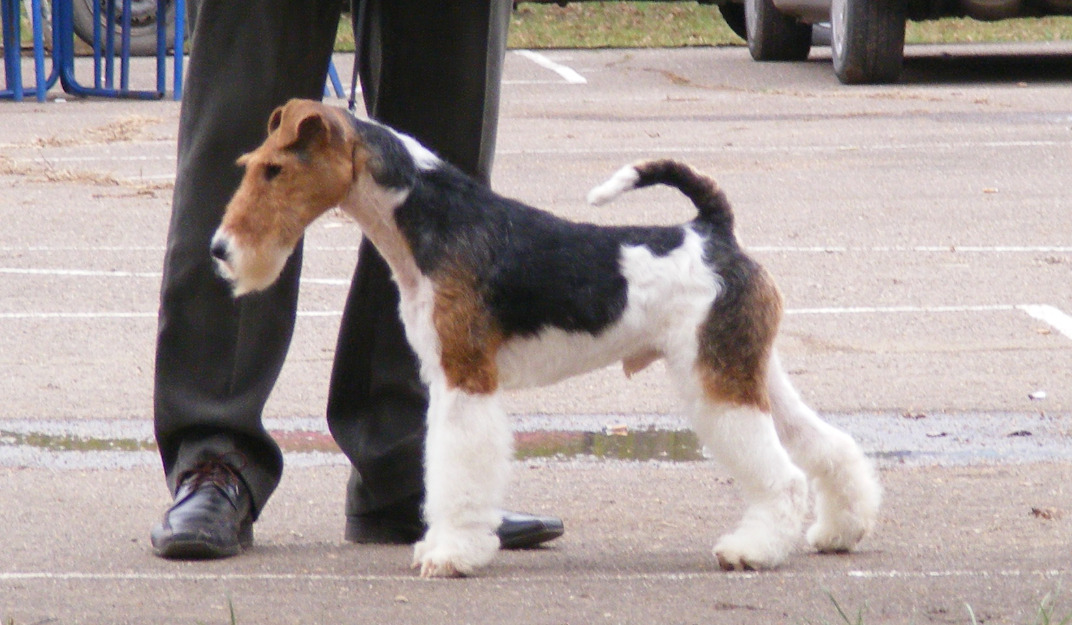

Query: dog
[211,98,882,578]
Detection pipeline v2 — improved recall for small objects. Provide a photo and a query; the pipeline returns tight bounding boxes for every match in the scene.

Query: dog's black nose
[210,237,229,261]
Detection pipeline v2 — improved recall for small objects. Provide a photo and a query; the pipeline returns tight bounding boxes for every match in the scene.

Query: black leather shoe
[150,460,253,560]
[346,505,564,550]
[497,511,564,550]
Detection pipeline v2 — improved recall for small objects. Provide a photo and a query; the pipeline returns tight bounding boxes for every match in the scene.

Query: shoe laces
[180,452,248,492]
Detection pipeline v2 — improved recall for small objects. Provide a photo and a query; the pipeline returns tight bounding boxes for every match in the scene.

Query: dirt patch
[29,115,165,148]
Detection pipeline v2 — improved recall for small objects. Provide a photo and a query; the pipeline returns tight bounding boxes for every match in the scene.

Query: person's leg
[356,0,507,183]
[152,0,340,557]
[329,1,561,549]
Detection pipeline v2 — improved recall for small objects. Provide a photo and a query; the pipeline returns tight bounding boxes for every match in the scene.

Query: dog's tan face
[212,100,358,296]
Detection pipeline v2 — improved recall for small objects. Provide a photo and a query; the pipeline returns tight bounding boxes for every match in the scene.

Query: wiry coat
[212,99,882,578]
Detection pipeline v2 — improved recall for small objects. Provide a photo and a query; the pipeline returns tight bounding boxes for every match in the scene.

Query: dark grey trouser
[154,0,510,520]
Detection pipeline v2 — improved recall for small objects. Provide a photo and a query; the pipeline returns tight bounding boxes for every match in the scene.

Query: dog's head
[211,99,362,296]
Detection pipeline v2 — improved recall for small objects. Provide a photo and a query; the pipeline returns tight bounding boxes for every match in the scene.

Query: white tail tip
[586,165,640,206]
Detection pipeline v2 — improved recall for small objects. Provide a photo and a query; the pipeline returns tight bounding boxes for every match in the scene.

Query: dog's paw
[713,531,790,571]
[807,497,879,553]
[412,543,465,578]
[808,469,881,553]
[411,528,498,579]
[807,519,865,554]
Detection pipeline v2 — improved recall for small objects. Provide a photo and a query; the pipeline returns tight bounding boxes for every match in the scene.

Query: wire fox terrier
[211,99,881,578]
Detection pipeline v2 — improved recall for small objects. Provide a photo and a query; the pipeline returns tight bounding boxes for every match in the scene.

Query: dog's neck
[338,171,421,292]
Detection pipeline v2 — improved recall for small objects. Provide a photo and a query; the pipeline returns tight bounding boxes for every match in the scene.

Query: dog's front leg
[413,383,512,578]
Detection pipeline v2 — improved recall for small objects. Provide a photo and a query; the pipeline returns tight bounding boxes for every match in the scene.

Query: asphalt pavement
[2,42,1072,624]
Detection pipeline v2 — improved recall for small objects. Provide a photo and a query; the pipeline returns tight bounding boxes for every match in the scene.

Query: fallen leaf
[1031,507,1062,521]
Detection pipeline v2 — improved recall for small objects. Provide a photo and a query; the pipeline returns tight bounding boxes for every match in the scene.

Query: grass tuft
[330,3,1072,52]
[805,592,868,625]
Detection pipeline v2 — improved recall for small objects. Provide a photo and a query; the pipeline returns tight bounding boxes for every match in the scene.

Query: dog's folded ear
[270,99,348,156]
[267,106,284,134]
[292,114,330,152]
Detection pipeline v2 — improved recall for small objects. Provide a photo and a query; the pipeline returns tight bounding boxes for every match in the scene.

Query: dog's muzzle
[209,231,237,283]
[210,233,230,263]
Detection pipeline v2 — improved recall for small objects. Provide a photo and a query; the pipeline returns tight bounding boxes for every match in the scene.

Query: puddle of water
[0,427,705,462]
[0,429,154,453]
[2,412,1070,469]
[515,428,706,462]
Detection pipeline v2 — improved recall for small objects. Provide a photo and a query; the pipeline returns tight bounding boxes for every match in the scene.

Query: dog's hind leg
[689,399,808,571]
[766,351,881,553]
[413,383,513,577]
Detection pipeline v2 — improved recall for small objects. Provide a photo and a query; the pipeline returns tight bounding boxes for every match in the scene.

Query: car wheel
[745,0,812,61]
[70,0,179,56]
[718,2,748,41]
[830,0,906,84]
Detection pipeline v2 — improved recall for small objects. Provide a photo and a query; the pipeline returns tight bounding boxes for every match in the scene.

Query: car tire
[718,2,748,41]
[70,0,179,56]
[745,0,812,61]
[830,0,906,84]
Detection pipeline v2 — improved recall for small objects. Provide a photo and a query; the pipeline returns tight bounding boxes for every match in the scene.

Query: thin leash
[347,0,366,114]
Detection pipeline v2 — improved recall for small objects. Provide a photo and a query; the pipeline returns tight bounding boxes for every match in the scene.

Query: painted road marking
[3,303,1071,342]
[0,268,349,286]
[0,268,162,278]
[512,50,588,84]
[10,139,1065,166]
[785,304,1072,341]
[3,244,1070,254]
[496,138,1070,156]
[1020,304,1072,341]
[0,568,1064,584]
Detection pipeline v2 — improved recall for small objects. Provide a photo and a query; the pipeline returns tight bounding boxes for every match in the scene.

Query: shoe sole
[499,524,565,550]
[151,524,253,560]
[153,537,244,560]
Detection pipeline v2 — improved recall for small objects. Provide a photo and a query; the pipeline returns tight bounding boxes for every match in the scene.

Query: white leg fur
[767,351,882,553]
[413,384,513,577]
[689,401,808,571]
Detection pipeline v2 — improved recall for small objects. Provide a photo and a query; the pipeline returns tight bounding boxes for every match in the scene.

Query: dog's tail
[586,159,734,234]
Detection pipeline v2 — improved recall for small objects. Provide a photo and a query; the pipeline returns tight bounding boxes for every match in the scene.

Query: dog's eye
[264,164,283,181]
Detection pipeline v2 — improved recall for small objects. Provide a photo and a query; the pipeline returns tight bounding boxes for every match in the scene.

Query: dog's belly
[496,323,654,390]
[495,234,722,390]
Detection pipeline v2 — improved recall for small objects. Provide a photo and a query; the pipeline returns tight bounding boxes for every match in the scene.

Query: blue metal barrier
[325,59,344,99]
[53,0,184,99]
[1,0,51,101]
[5,3,341,103]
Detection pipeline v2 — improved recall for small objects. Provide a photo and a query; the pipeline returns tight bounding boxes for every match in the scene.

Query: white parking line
[0,311,342,320]
[788,304,1072,341]
[496,138,1070,156]
[4,304,1072,343]
[6,154,174,164]
[0,268,162,278]
[786,304,1019,315]
[512,50,588,84]
[0,567,1063,584]
[0,268,350,284]
[2,245,1070,254]
[750,245,1072,254]
[0,312,156,319]
[1020,304,1072,341]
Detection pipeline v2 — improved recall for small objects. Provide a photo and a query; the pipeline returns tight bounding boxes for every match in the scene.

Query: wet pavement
[3,410,1072,470]
[2,43,1072,624]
